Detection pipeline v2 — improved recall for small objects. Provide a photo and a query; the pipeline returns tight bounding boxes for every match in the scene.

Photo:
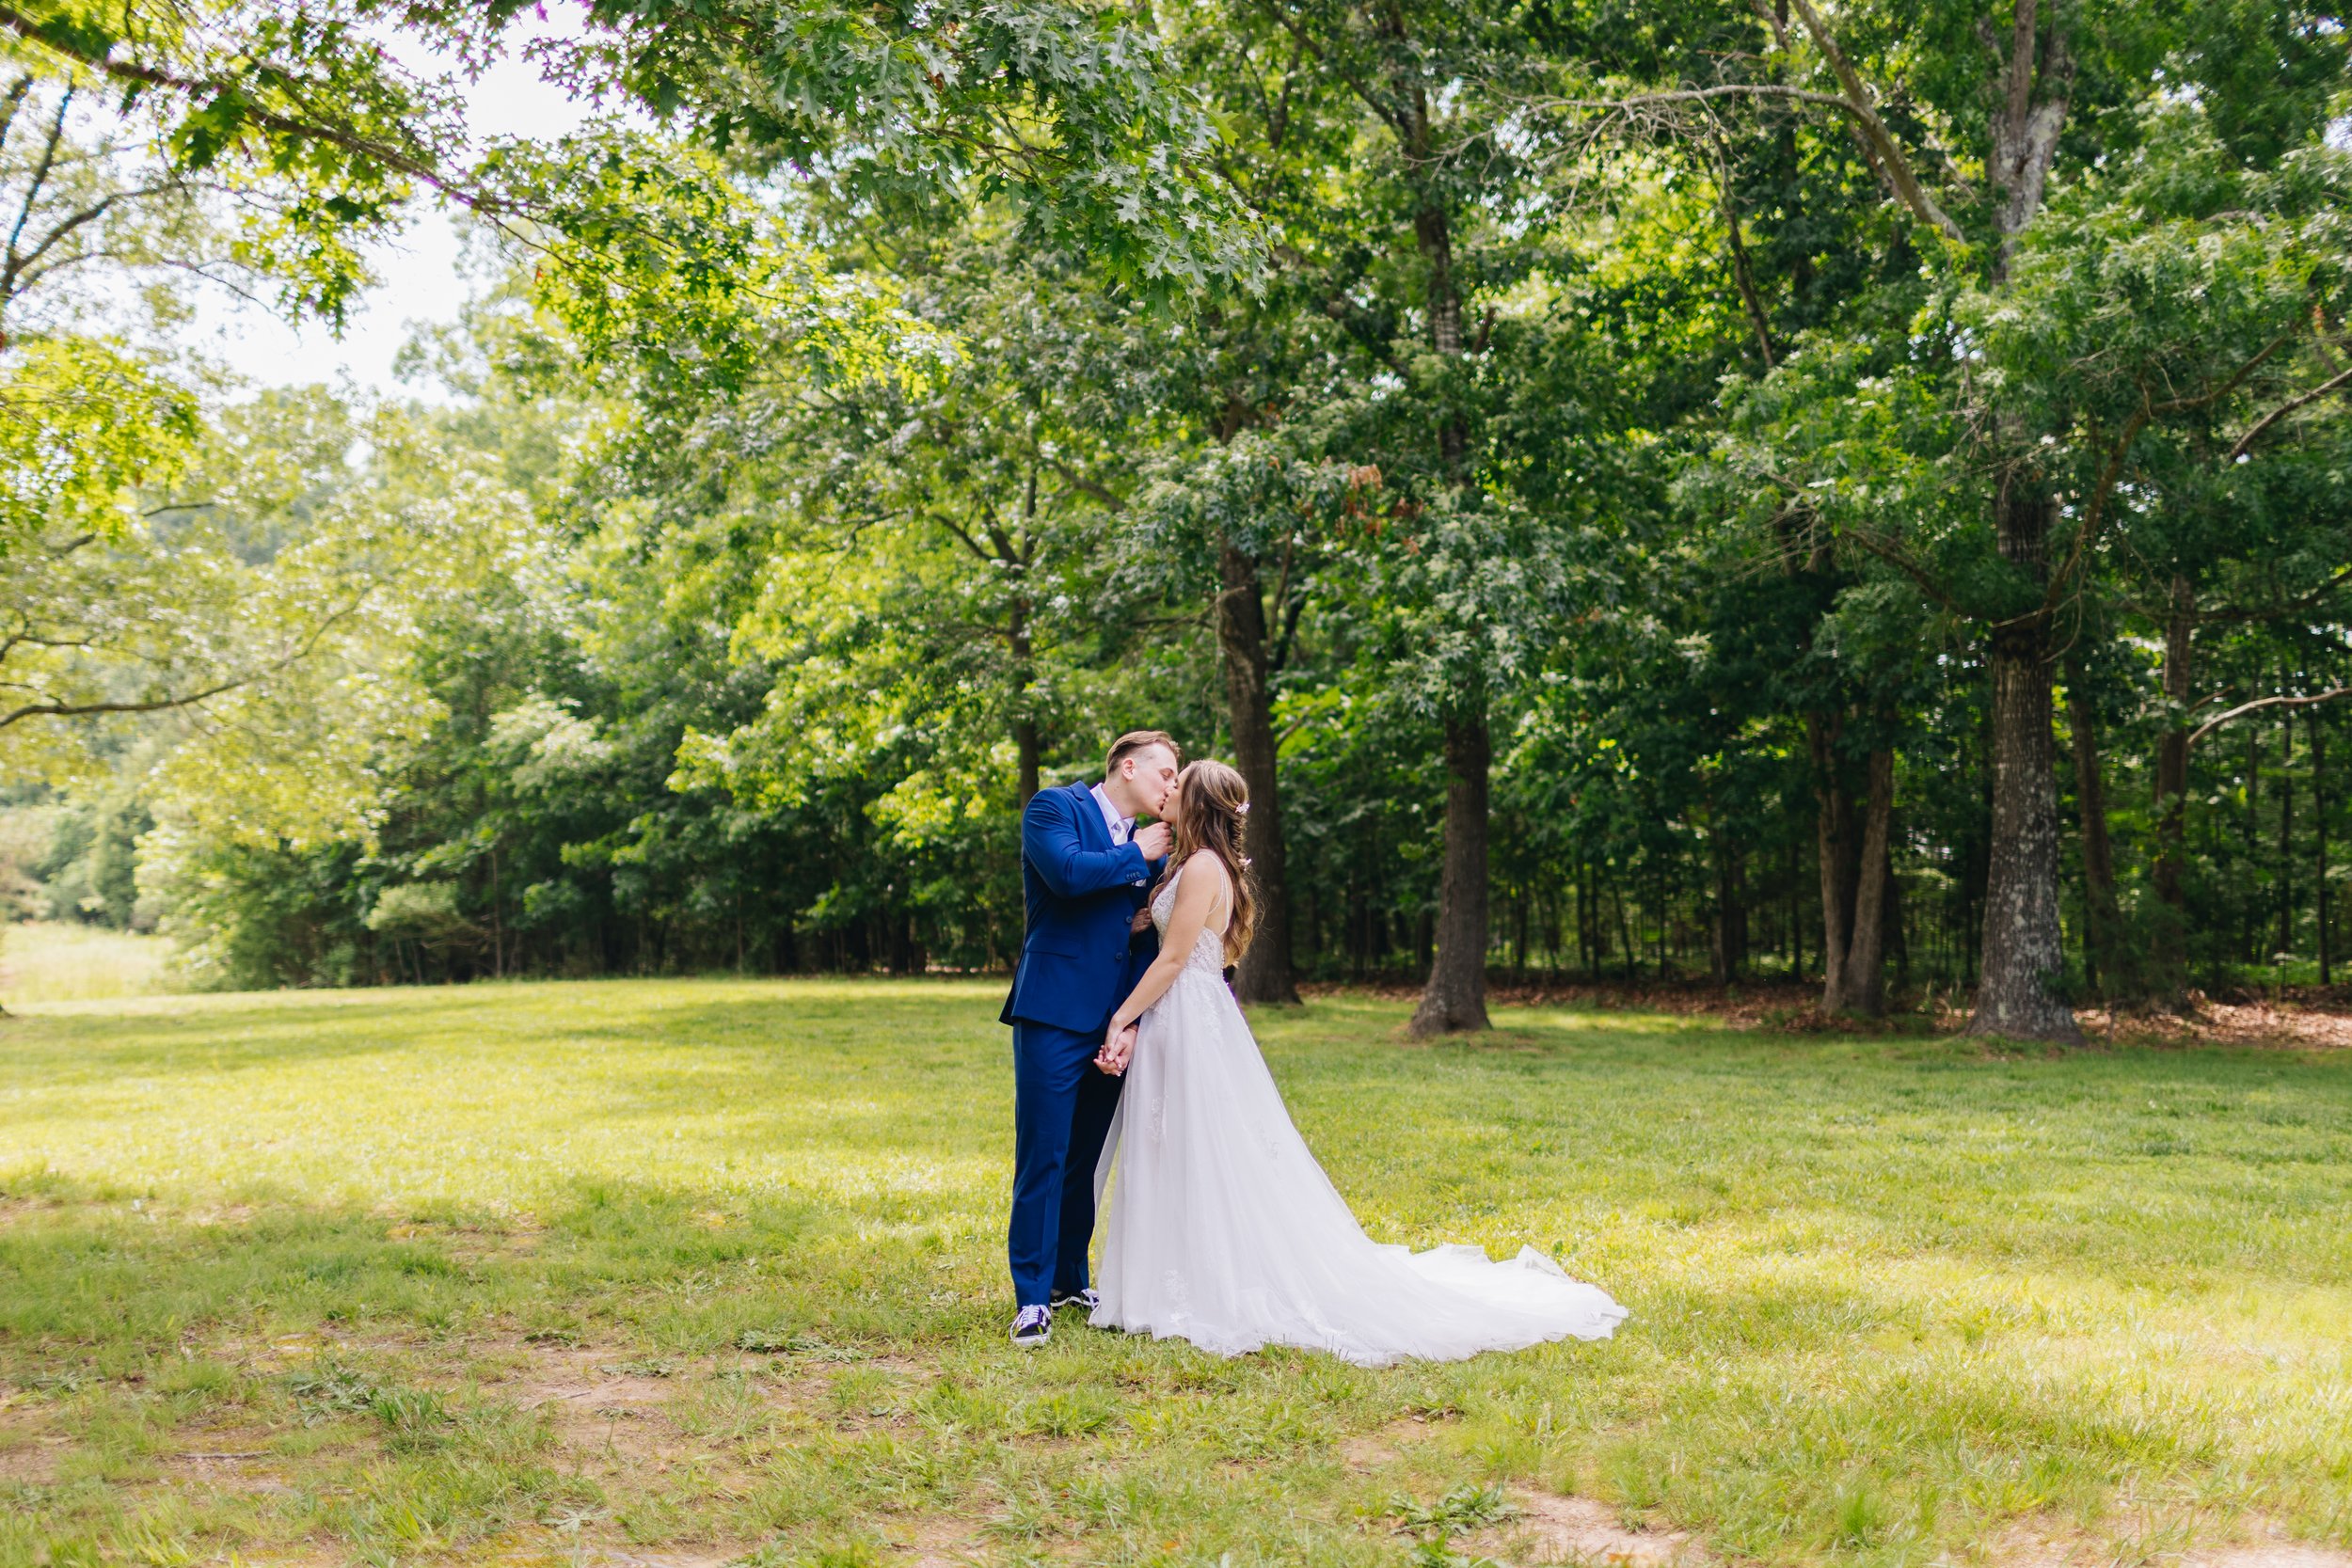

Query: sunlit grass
[0,920,173,1005]
[0,977,2346,1567]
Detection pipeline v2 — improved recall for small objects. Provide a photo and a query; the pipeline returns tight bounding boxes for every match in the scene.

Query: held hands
[1133,821,1172,861]
[1095,1022,1136,1076]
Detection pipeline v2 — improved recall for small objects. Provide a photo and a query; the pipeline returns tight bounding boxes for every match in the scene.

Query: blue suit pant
[1009,1019,1125,1307]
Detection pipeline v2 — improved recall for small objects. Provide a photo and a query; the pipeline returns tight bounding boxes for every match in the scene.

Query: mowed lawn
[1,980,2347,1568]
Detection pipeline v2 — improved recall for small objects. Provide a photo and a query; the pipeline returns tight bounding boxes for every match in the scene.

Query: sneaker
[1009,1305,1052,1347]
[1049,1288,1101,1313]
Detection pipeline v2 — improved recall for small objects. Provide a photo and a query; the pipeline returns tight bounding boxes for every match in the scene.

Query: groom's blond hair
[1105,729,1182,774]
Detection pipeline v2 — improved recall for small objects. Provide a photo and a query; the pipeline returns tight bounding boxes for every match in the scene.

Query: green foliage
[434,0,1269,298]
[21,0,2352,1013]
[1387,1482,1519,1536]
[0,337,200,548]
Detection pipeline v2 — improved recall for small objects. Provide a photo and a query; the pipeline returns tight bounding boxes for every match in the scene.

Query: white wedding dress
[1090,861,1629,1366]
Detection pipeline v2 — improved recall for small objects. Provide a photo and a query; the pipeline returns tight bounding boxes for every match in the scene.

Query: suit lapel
[1069,779,1111,851]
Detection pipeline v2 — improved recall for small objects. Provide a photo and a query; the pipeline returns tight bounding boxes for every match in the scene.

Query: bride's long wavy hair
[1165,759,1258,963]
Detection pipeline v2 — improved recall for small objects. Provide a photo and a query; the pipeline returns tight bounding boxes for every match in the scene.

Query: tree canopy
[8,0,2352,1038]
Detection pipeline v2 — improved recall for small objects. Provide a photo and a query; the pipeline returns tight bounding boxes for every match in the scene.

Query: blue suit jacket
[1000,779,1162,1034]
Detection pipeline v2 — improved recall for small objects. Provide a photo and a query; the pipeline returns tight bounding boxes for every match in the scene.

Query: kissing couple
[998,730,1628,1364]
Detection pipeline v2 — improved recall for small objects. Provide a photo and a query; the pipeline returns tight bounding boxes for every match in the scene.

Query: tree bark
[2312,708,2331,985]
[1009,565,1041,806]
[1613,874,1636,981]
[1710,832,1747,983]
[1216,539,1300,1004]
[1409,713,1493,1034]
[1971,489,2080,1040]
[1013,716,1041,808]
[1401,77,1486,1031]
[1839,748,1894,1016]
[2243,726,2263,961]
[1809,711,1859,1010]
[2276,700,2296,958]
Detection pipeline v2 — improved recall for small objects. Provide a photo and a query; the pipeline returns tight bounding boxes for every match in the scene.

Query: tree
[1668,0,2347,1037]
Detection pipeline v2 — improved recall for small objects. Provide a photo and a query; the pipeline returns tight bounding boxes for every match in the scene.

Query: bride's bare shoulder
[1179,850,1233,887]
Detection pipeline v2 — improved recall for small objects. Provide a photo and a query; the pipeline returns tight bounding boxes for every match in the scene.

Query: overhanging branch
[2187,687,2352,749]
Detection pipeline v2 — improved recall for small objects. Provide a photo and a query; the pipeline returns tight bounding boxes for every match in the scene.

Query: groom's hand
[1134,821,1172,860]
[1096,1024,1136,1075]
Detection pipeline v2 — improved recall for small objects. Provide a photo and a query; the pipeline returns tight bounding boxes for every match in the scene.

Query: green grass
[0,978,2347,1568]
[0,921,173,1005]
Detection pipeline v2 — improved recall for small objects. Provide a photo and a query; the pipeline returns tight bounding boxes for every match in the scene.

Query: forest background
[6,0,2351,1043]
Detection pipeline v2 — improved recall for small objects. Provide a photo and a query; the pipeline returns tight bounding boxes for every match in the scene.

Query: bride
[1089,760,1628,1367]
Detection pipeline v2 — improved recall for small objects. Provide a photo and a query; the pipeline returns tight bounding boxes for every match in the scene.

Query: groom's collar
[1088,780,1135,841]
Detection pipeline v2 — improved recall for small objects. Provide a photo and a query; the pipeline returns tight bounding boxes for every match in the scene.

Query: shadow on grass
[0,1170,984,1370]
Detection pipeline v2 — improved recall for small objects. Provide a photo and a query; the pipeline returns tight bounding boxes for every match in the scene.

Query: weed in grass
[1387,1483,1521,1535]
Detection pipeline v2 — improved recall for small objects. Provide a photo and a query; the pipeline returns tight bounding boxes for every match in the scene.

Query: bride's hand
[1130,907,1153,934]
[1096,1023,1136,1075]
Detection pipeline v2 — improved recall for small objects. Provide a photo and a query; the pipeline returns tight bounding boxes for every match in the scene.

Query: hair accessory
[1236,801,1250,816]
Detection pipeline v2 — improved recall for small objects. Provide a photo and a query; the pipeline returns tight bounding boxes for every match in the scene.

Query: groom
[999,730,1181,1347]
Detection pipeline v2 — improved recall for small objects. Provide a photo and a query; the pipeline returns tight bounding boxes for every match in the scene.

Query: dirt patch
[2090,997,2352,1053]
[495,1345,705,1464]
[2194,1547,2352,1568]
[0,1394,62,1486]
[0,1433,63,1486]
[1984,1515,2352,1568]
[384,1215,545,1261]
[165,1444,302,1497]
[1466,1492,1706,1567]
[1339,1416,1435,1471]
[0,1193,65,1229]
[893,1513,992,1568]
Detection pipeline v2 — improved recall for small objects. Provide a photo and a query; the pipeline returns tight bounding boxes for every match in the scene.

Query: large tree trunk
[2151,575,2194,988]
[1962,0,2076,1039]
[2066,666,2127,1000]
[1409,713,1492,1034]
[1216,540,1300,1005]
[1971,495,2080,1040]
[1403,96,1487,1033]
[1013,717,1041,808]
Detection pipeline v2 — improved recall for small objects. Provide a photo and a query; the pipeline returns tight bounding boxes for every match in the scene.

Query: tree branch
[1779,0,1967,242]
[0,676,248,730]
[2228,362,2352,461]
[2188,688,2352,749]
[0,8,469,207]
[2044,333,2296,610]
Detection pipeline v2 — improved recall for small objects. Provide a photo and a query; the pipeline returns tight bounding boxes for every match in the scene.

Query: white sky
[188,16,603,402]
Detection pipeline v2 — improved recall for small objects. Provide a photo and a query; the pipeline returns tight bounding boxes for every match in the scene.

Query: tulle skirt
[1090,962,1628,1367]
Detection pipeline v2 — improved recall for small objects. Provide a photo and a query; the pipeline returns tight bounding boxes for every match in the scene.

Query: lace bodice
[1151,860,1232,981]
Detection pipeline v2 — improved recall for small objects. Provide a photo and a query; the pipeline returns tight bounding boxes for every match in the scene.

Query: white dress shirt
[1089,782,1134,846]
[1090,782,1149,886]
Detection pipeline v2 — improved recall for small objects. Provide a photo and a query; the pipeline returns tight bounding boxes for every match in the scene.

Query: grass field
[1,978,2347,1568]
[0,921,173,1005]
